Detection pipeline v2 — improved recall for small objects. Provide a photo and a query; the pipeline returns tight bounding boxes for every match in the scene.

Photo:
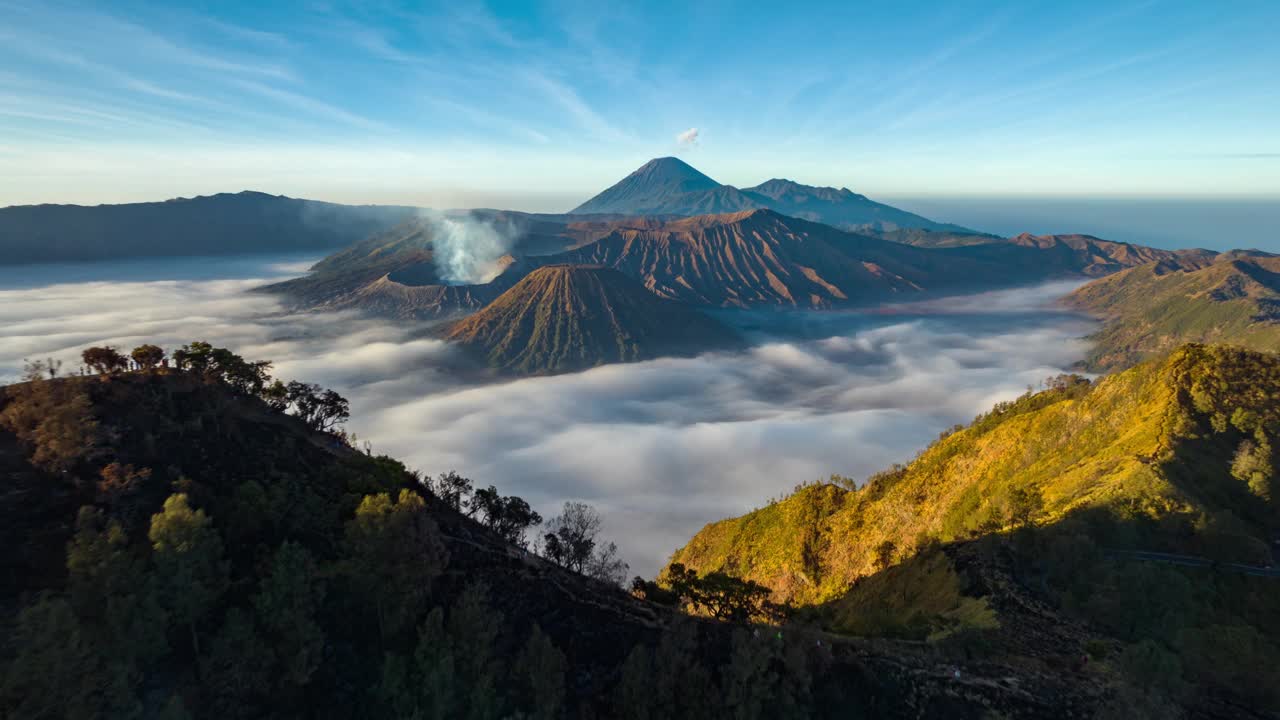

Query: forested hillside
[0,343,1112,719]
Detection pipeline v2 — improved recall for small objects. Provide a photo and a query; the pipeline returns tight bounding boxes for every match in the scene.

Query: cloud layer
[0,256,1095,575]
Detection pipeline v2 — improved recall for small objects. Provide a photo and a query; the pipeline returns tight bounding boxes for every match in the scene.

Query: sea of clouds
[0,257,1096,576]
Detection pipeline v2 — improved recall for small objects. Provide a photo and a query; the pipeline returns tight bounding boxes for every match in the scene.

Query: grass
[668,344,1280,609]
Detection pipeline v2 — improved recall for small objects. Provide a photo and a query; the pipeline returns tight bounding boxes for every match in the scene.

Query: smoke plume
[676,127,700,147]
[422,211,518,285]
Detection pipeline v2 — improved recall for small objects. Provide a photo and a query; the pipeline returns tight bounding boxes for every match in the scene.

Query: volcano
[571,157,971,232]
[444,264,739,374]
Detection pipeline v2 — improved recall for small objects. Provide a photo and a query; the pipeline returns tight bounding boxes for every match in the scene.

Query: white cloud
[676,127,700,147]
[0,257,1096,575]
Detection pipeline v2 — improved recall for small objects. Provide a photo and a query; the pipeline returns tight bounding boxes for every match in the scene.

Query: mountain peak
[570,157,734,215]
[630,157,719,186]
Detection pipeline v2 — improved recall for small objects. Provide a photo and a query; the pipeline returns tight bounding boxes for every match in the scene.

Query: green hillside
[668,344,1280,714]
[1065,252,1280,371]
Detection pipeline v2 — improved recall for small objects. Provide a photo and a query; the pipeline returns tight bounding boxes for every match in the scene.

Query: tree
[82,346,128,375]
[653,564,774,623]
[468,485,542,547]
[219,355,272,396]
[260,380,289,412]
[380,584,504,720]
[22,357,61,380]
[96,462,152,528]
[874,539,898,569]
[651,620,716,718]
[130,344,165,370]
[0,373,98,472]
[429,470,473,511]
[171,341,214,373]
[66,507,168,674]
[690,572,774,623]
[1007,486,1044,526]
[660,563,700,604]
[343,490,447,639]
[586,541,629,586]
[514,625,566,720]
[614,644,655,720]
[252,542,326,692]
[285,381,350,432]
[0,593,136,720]
[722,629,779,720]
[199,608,274,720]
[542,501,603,573]
[1232,438,1275,501]
[148,493,230,655]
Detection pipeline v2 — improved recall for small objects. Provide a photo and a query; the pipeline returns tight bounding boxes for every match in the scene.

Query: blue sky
[1,0,1277,210]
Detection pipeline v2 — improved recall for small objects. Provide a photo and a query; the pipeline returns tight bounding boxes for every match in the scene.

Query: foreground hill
[0,357,1111,719]
[0,191,418,265]
[1065,251,1280,371]
[669,344,1280,715]
[445,265,740,374]
[571,157,971,233]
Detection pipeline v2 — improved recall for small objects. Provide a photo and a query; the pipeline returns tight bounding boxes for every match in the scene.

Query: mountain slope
[668,343,1280,714]
[1065,251,1280,371]
[445,265,739,374]
[272,208,1198,319]
[0,360,1114,719]
[570,157,759,216]
[571,158,969,232]
[537,209,1191,308]
[670,344,1280,604]
[740,178,971,232]
[0,191,418,265]
[260,211,654,315]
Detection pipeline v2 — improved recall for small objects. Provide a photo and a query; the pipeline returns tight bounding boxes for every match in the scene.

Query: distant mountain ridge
[267,209,1198,321]
[1065,250,1280,370]
[0,191,420,265]
[571,157,974,233]
[535,209,1195,307]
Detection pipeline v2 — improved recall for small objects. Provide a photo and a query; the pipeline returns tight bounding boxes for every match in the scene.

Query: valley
[4,3,1277,717]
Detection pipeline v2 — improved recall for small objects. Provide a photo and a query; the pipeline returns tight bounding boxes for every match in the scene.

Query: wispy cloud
[523,70,631,144]
[197,16,294,50]
[229,79,394,134]
[426,97,550,144]
[1,0,295,81]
